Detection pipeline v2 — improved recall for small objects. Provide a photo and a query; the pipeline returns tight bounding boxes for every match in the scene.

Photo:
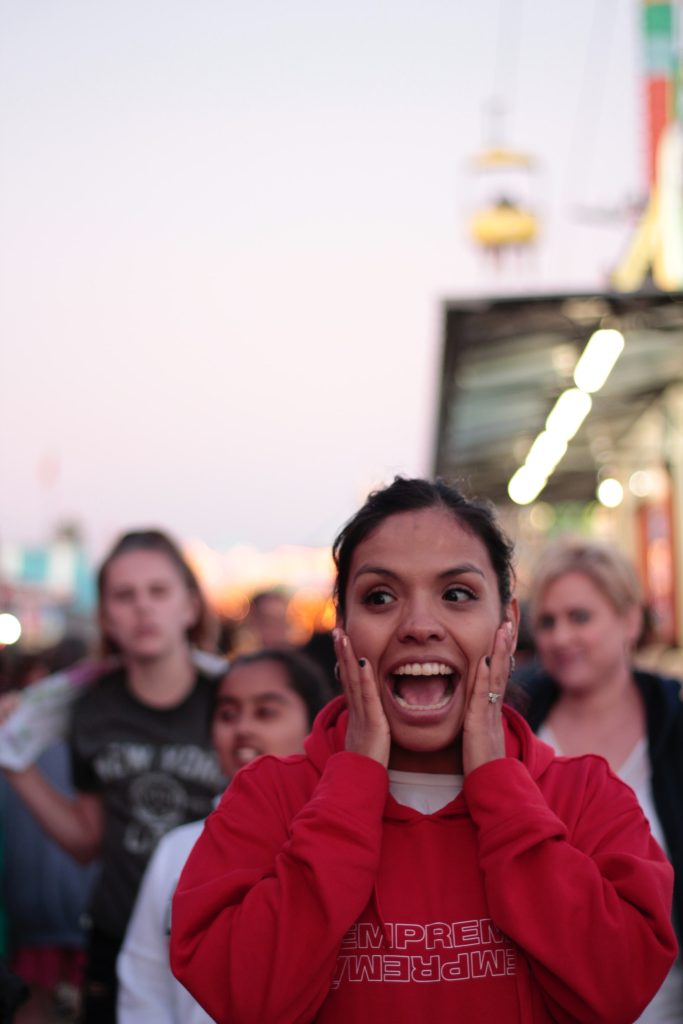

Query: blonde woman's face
[533,571,640,691]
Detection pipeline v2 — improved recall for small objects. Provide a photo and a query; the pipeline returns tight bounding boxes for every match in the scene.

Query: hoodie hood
[305,694,558,782]
[305,695,349,773]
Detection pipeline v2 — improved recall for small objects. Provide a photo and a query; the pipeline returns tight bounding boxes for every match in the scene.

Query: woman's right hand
[334,628,391,768]
[0,690,20,725]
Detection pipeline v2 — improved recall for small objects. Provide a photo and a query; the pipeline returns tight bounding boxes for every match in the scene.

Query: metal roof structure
[433,290,683,505]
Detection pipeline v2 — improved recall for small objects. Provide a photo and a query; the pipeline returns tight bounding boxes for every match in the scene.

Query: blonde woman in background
[522,537,683,1024]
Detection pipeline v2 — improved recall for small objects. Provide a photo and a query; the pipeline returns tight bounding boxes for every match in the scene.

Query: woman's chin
[386,710,464,763]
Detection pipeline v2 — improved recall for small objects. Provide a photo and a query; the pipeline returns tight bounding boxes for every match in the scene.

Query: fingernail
[358,658,366,667]
[484,656,491,667]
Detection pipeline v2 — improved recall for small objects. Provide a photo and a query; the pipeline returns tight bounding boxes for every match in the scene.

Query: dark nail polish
[485,656,491,667]
[358,658,366,668]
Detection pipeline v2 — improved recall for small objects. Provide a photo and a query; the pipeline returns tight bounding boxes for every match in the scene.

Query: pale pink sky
[0,0,642,559]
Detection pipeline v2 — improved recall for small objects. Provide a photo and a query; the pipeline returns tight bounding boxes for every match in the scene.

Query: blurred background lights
[529,502,556,531]
[597,477,624,508]
[0,613,22,646]
[573,329,625,394]
[544,388,592,441]
[508,326,624,506]
[525,431,568,475]
[629,469,655,498]
[507,465,548,506]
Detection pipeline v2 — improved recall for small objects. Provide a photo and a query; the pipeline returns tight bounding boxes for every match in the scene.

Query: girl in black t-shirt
[1,530,226,1024]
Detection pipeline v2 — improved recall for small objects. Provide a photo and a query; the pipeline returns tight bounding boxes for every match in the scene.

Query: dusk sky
[1,0,642,559]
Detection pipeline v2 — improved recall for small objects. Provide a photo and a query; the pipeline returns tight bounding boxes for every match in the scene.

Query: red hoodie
[171,697,676,1024]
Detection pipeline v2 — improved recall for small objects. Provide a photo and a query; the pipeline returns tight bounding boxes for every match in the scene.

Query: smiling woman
[522,537,683,1022]
[170,478,677,1024]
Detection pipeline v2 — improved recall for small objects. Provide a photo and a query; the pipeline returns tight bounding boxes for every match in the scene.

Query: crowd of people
[0,476,682,1023]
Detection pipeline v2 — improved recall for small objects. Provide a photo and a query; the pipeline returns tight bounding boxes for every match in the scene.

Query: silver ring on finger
[487,691,501,705]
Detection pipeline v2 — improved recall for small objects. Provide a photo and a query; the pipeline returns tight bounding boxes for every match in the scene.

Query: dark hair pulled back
[333,477,515,620]
[225,648,333,726]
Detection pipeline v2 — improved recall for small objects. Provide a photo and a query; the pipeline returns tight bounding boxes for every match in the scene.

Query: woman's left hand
[462,621,514,776]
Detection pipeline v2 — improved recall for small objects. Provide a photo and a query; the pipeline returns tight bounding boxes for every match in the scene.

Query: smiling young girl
[171,479,676,1023]
[117,648,332,1024]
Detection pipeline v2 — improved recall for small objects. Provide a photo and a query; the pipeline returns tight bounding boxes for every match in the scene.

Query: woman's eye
[570,609,591,624]
[443,586,474,603]
[218,712,237,724]
[362,590,394,607]
[256,707,279,720]
[536,614,554,632]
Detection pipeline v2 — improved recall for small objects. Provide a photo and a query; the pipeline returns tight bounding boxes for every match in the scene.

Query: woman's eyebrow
[215,693,288,707]
[352,565,400,582]
[438,564,485,579]
[352,562,485,582]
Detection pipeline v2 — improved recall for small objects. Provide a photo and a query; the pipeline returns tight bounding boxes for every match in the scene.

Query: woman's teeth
[393,662,453,677]
[234,746,260,764]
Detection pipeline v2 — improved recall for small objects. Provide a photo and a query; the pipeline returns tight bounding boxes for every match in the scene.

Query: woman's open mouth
[389,662,457,712]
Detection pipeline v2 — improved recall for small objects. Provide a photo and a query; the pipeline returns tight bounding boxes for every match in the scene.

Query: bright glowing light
[574,329,625,393]
[508,465,548,505]
[597,478,624,508]
[525,431,568,475]
[0,613,21,645]
[545,388,592,441]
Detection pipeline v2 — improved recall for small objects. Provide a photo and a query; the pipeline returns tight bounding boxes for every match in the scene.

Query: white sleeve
[117,832,183,1024]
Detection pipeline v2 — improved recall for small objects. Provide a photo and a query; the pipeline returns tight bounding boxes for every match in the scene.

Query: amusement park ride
[467,120,539,263]
[612,0,683,290]
[437,0,683,524]
[467,0,683,291]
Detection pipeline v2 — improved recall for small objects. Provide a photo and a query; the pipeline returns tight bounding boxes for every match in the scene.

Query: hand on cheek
[334,628,391,768]
[462,621,514,777]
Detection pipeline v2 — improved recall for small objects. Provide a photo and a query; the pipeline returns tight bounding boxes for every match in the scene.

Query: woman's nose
[234,716,256,738]
[546,619,571,645]
[397,602,446,644]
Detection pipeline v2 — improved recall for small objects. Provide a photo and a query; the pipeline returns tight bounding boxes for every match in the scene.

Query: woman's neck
[389,741,463,775]
[124,647,195,708]
[552,662,636,721]
[548,663,645,769]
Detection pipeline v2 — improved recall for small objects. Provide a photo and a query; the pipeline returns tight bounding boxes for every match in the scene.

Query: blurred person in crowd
[170,478,675,1024]
[244,590,291,649]
[117,647,332,1023]
[0,639,98,1024]
[0,530,227,1024]
[522,536,683,1024]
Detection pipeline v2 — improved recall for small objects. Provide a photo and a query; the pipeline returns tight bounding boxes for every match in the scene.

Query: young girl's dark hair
[97,529,214,655]
[225,648,333,726]
[332,477,515,620]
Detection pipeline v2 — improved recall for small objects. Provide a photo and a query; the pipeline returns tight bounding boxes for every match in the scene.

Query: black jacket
[521,668,683,945]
